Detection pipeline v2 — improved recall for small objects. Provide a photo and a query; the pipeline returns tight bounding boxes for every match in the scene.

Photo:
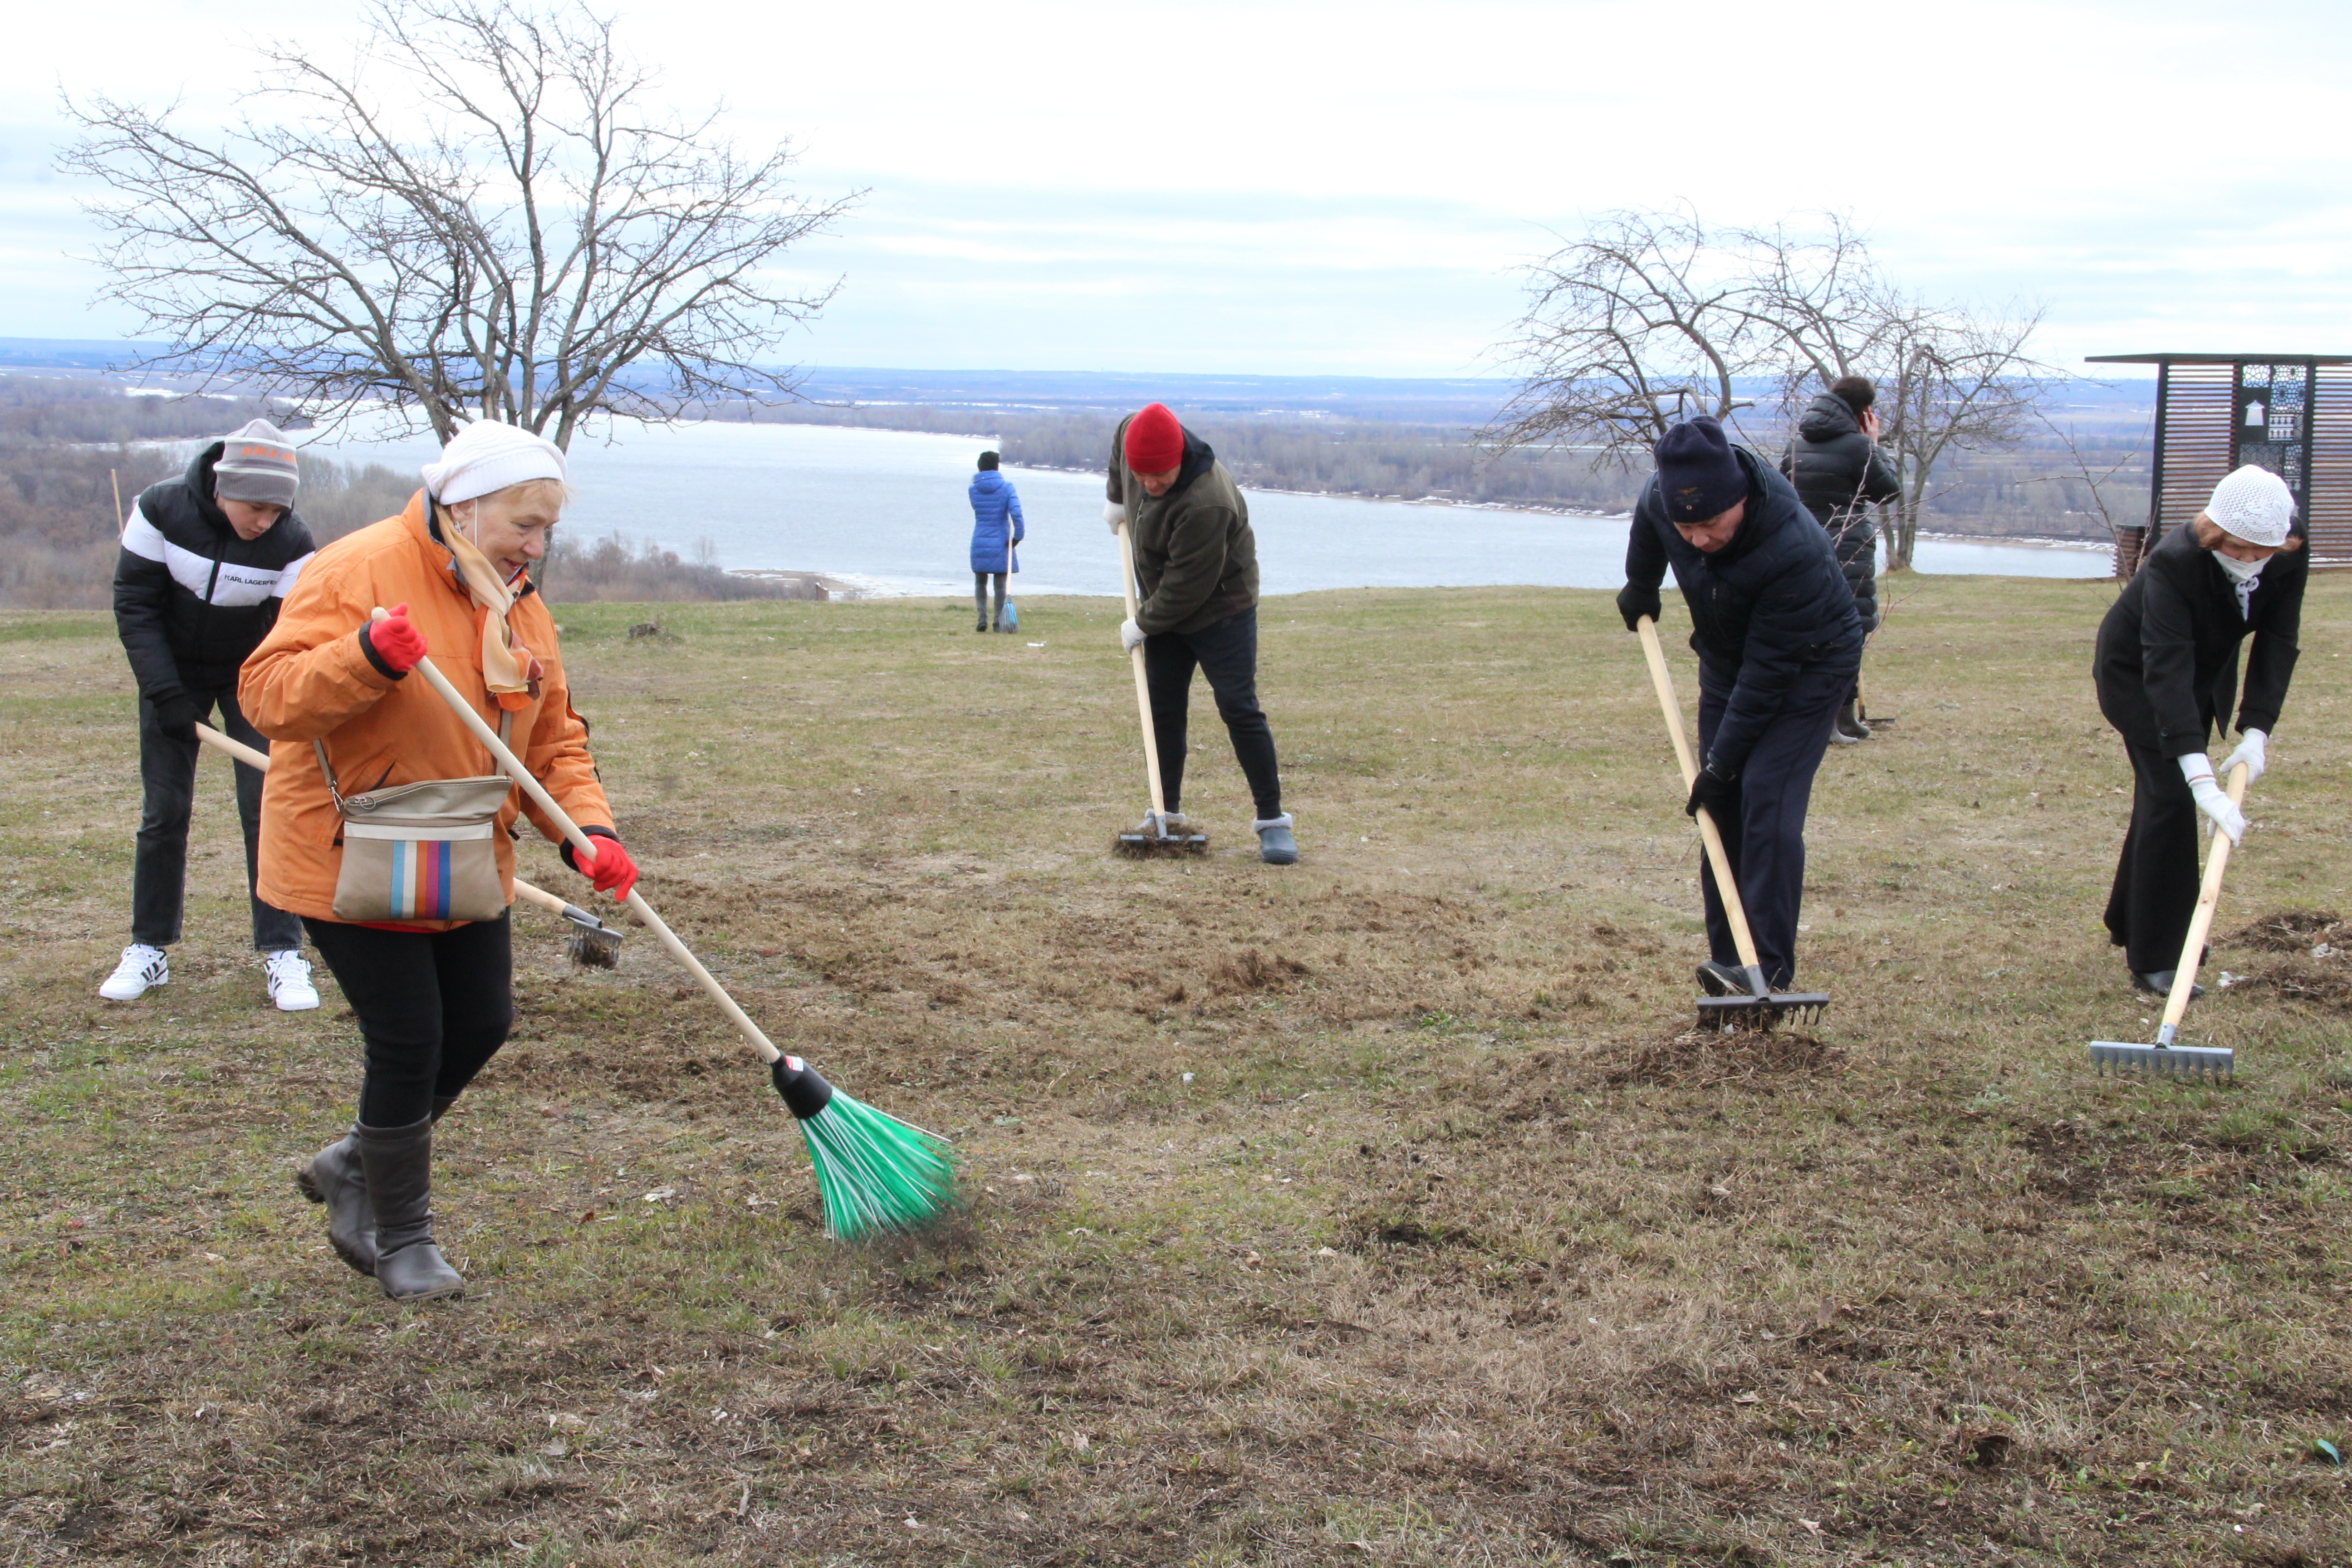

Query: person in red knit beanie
[1105,403,1297,864]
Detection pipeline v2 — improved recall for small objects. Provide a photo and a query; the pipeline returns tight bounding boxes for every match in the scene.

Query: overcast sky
[5,0,2349,377]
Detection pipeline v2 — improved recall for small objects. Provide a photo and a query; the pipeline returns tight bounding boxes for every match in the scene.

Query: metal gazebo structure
[2086,352,2352,576]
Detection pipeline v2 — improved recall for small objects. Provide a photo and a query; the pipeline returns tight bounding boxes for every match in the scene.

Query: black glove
[1685,763,1737,820]
[1617,582,1661,632]
[150,690,203,743]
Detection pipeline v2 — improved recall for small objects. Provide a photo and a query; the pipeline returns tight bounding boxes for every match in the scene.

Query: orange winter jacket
[240,492,612,928]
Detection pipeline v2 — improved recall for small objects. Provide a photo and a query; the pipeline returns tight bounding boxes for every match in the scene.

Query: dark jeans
[304,913,514,1128]
[973,573,1006,624]
[133,681,304,951]
[1695,656,1854,988]
[2104,738,2203,973]
[1142,608,1282,820]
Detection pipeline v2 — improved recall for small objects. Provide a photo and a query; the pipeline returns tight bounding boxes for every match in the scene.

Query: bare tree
[1736,218,2051,570]
[1493,207,2053,572]
[1483,207,1768,470]
[1868,302,2049,571]
[60,0,855,451]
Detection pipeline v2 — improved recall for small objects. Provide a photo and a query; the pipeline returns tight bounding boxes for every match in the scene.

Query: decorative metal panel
[2310,366,2352,566]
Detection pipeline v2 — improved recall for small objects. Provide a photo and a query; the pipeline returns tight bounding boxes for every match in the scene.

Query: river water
[313,418,2112,596]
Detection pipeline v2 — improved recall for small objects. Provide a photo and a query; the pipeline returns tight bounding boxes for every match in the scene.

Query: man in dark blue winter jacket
[103,419,319,1011]
[1617,416,1862,993]
[967,450,1025,632]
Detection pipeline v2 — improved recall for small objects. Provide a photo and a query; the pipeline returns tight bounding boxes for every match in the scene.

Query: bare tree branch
[59,0,858,450]
[1481,206,1766,470]
[1487,206,2050,573]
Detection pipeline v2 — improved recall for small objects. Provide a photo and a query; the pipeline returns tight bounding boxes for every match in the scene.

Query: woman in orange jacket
[240,421,638,1302]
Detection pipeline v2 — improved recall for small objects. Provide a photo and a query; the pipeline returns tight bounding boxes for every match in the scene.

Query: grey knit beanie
[212,419,300,509]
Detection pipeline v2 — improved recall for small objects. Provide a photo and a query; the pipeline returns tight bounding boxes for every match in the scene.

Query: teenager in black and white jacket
[105,419,321,1011]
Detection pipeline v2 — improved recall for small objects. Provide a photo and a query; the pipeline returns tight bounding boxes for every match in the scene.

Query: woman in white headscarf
[242,421,637,1301]
[2092,465,2306,995]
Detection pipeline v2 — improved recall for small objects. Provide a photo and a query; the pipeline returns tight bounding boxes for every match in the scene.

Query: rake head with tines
[2088,1025,2234,1080]
[1696,962,1829,1031]
[553,901,623,969]
[1112,810,1208,858]
[1698,991,1832,1031]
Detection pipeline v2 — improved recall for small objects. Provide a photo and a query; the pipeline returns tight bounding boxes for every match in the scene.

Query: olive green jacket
[1107,412,1259,636]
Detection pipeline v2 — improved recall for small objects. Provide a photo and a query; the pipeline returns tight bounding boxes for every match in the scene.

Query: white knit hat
[421,419,567,507]
[2204,465,2295,548]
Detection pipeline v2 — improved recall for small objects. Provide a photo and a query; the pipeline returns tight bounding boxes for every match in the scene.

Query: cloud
[5,0,2350,374]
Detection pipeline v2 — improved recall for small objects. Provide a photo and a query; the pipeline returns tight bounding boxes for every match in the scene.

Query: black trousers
[2104,738,2203,973]
[303,913,514,1128]
[973,572,1006,623]
[1695,655,1854,988]
[133,680,304,951]
[1141,608,1282,820]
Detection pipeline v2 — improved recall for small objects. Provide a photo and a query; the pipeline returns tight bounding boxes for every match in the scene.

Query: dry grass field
[2,574,2348,1566]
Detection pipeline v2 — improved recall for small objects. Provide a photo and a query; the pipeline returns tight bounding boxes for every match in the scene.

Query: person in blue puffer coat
[967,451,1025,632]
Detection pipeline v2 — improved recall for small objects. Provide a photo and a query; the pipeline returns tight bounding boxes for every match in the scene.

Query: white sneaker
[100,944,169,1002]
[265,950,321,1012]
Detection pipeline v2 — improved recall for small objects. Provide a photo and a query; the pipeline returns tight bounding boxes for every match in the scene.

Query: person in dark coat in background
[103,418,319,1011]
[1618,415,1862,993]
[2094,465,2305,996]
[1781,375,1899,743]
[967,450,1025,632]
[1106,402,1296,864]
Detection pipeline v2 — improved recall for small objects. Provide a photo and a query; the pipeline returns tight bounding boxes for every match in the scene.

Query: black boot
[297,1097,462,1279]
[355,1117,466,1301]
[296,1132,376,1277]
[2132,969,2204,1002]
[1835,699,1870,741]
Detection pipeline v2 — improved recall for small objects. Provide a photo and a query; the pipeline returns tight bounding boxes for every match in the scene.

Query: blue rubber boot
[1253,813,1298,866]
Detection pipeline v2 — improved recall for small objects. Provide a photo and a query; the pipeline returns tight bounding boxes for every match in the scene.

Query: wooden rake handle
[1114,523,1171,819]
[1636,616,1768,983]
[367,609,785,1065]
[195,724,599,940]
[2161,760,2250,1038]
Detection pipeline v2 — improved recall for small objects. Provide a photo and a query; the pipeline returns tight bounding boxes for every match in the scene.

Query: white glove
[2179,753,2247,845]
[2219,727,2267,786]
[1119,617,1146,652]
[1104,501,1127,536]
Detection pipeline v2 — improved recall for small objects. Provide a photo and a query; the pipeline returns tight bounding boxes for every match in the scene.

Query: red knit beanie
[1123,403,1185,474]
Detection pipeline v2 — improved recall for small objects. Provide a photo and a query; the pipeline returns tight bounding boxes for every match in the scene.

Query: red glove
[568,830,639,902]
[364,603,428,675]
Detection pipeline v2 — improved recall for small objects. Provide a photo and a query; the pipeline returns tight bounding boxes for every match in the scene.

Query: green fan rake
[770,1056,957,1237]
[390,610,960,1238]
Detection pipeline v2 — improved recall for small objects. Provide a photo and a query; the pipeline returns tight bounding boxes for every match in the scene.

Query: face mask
[2212,549,2267,584]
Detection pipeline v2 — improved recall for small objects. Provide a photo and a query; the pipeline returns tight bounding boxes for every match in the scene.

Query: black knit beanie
[1654,416,1747,523]
[978,451,1000,470]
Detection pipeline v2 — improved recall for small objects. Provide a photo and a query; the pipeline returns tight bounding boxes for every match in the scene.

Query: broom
[1111,520,1206,856]
[376,611,958,1237]
[195,722,623,968]
[2088,759,2246,1080]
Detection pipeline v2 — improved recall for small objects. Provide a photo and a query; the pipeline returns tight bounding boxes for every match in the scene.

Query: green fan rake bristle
[771,1056,959,1240]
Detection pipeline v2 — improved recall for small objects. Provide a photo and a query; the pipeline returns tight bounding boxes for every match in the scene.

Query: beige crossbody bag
[316,711,516,924]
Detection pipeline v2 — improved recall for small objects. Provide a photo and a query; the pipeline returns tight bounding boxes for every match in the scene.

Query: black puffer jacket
[1626,442,1863,774]
[1779,393,1899,631]
[113,443,317,701]
[1107,415,1259,636]
[2094,519,2307,759]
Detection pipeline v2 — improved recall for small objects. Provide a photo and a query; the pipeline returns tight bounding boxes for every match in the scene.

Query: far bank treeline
[725,398,2148,544]
[0,378,795,611]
